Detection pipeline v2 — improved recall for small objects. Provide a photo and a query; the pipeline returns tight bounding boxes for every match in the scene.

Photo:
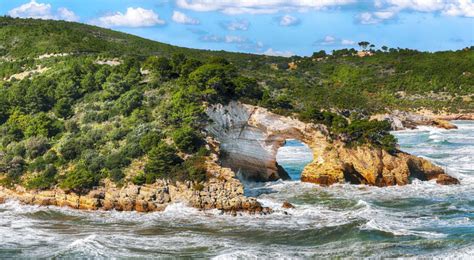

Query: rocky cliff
[0,161,269,214]
[206,102,459,186]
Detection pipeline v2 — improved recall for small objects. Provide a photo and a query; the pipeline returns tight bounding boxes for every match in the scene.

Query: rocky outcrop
[301,144,458,186]
[371,110,457,130]
[0,162,269,214]
[206,102,459,186]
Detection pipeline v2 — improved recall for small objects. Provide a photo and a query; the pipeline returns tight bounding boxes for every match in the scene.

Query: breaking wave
[0,121,473,258]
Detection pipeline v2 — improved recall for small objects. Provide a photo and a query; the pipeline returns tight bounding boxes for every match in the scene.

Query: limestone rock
[371,110,458,130]
[282,201,295,209]
[436,174,460,185]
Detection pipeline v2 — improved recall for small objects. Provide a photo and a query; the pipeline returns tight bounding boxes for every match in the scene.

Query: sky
[1,0,473,56]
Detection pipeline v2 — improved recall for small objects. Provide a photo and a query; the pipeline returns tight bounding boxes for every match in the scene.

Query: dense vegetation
[0,17,472,191]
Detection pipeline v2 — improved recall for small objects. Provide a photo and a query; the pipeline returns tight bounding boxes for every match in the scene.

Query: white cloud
[172,11,200,24]
[225,35,247,43]
[341,39,356,45]
[57,7,79,22]
[279,15,300,26]
[201,34,223,42]
[262,48,295,57]
[96,7,165,28]
[364,0,474,23]
[320,35,337,45]
[316,35,356,46]
[176,0,356,14]
[223,19,250,30]
[443,0,474,17]
[8,0,78,21]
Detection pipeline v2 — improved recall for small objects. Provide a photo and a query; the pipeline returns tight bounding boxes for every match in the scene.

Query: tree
[172,126,203,153]
[188,63,237,103]
[381,46,388,52]
[358,41,370,50]
[115,89,143,116]
[53,98,73,119]
[60,166,99,192]
[144,142,183,183]
[312,50,327,59]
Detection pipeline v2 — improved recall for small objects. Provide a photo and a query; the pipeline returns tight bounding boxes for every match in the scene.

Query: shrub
[115,89,143,116]
[59,138,80,161]
[144,142,182,183]
[60,166,99,192]
[43,150,59,164]
[24,112,63,138]
[53,98,73,119]
[25,136,50,159]
[172,126,203,154]
[104,151,130,170]
[25,165,57,190]
[139,131,163,153]
[108,168,125,183]
[181,155,208,182]
[132,171,146,185]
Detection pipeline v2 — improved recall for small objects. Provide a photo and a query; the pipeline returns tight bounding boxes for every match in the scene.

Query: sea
[0,121,473,258]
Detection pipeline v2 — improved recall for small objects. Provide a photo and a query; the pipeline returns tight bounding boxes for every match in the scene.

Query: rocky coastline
[0,102,464,214]
[0,161,269,215]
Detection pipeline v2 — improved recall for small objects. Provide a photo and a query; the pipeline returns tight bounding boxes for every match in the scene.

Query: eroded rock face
[206,102,459,186]
[206,102,327,181]
[0,162,268,214]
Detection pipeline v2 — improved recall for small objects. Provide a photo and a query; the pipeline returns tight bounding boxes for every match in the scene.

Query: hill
[0,17,471,192]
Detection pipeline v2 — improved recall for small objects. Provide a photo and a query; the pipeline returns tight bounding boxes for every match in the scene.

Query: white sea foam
[0,121,473,258]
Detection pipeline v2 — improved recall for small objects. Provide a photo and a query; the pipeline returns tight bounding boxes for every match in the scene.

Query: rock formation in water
[206,102,459,186]
[0,161,269,214]
[0,102,460,213]
[371,110,457,130]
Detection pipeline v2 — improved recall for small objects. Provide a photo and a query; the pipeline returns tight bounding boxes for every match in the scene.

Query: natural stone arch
[206,101,327,181]
[206,101,458,186]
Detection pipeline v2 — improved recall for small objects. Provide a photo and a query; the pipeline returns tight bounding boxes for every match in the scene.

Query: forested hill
[0,17,472,192]
[0,16,283,63]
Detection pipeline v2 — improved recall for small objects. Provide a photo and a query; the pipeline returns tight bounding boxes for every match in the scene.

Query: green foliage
[144,142,183,183]
[115,89,143,116]
[172,126,203,154]
[0,17,471,191]
[60,166,99,192]
[25,165,57,190]
[188,63,237,103]
[300,108,397,152]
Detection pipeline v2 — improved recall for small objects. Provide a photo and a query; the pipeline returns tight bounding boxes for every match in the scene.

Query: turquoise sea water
[0,121,473,258]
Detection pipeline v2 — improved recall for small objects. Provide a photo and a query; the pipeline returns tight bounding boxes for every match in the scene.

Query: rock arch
[205,101,328,181]
[206,102,459,186]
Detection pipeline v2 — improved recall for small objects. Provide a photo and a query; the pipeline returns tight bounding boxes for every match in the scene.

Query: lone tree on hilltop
[358,41,370,50]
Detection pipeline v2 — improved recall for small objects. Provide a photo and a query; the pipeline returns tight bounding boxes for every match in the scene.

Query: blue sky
[1,0,473,56]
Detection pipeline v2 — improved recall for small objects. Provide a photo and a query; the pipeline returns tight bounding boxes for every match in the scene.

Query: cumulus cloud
[199,33,265,52]
[176,0,356,14]
[341,39,356,45]
[358,11,396,24]
[279,15,300,26]
[443,0,474,17]
[315,35,356,46]
[172,11,200,24]
[8,0,79,21]
[222,19,250,31]
[362,0,474,23]
[57,7,80,22]
[95,7,165,28]
[262,48,295,57]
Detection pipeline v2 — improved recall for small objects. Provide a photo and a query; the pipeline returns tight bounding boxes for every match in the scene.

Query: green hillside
[0,17,472,192]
